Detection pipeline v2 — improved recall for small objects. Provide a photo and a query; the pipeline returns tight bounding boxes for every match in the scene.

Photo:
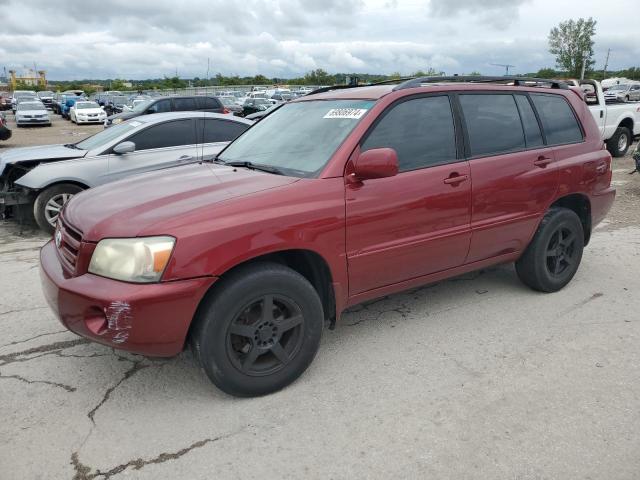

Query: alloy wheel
[44,193,74,227]
[545,226,577,277]
[226,294,304,377]
[618,132,628,153]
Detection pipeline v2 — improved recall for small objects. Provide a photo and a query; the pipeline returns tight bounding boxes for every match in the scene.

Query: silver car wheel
[44,193,74,226]
[618,133,628,153]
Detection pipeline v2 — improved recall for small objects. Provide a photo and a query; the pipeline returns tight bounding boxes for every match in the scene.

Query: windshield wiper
[63,143,80,150]
[221,160,285,175]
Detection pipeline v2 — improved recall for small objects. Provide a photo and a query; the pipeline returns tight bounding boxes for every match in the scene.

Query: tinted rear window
[459,94,525,157]
[196,118,249,143]
[173,98,198,111]
[530,94,583,145]
[514,95,544,148]
[362,96,457,171]
[198,97,221,109]
[128,119,196,150]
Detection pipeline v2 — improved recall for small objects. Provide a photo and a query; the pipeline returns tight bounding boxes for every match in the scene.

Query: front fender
[14,159,99,190]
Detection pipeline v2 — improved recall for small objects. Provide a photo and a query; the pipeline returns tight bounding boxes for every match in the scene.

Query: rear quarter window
[530,93,583,145]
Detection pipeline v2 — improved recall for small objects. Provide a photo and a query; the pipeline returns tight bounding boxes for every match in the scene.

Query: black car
[105,96,226,127]
[236,98,273,117]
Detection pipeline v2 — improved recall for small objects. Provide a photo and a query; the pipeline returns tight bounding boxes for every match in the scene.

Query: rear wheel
[606,126,631,157]
[516,207,584,292]
[33,183,84,234]
[190,262,323,397]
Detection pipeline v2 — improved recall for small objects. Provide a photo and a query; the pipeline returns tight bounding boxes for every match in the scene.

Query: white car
[69,101,107,124]
[15,101,51,127]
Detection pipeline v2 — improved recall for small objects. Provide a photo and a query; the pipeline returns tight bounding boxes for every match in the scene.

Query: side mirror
[113,141,136,155]
[352,148,399,181]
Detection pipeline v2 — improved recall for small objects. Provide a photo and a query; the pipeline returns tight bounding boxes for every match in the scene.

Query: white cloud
[0,0,637,79]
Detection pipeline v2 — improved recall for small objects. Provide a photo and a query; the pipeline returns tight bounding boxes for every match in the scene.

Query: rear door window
[530,94,583,145]
[198,97,221,110]
[147,99,171,113]
[361,96,457,172]
[196,119,249,143]
[459,94,525,157]
[126,119,196,150]
[514,95,544,148]
[173,98,198,111]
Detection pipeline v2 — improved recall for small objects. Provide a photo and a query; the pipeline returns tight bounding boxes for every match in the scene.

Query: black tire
[33,183,84,234]
[607,126,631,157]
[516,207,584,293]
[190,262,324,397]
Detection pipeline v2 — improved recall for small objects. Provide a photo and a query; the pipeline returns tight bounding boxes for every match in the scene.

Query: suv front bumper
[39,240,216,357]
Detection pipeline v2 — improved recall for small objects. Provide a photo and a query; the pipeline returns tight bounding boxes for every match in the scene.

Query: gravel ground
[0,117,639,479]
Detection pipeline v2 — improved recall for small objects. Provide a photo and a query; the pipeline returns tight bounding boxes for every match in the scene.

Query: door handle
[443,174,468,185]
[600,110,604,118]
[533,156,552,168]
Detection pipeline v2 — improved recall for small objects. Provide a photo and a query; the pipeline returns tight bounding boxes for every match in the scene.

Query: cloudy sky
[1,0,638,80]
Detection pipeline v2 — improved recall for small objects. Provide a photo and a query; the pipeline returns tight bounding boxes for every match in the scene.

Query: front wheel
[33,183,84,234]
[190,262,324,397]
[516,207,584,292]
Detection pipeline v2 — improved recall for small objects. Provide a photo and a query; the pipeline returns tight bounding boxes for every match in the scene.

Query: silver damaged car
[0,112,252,232]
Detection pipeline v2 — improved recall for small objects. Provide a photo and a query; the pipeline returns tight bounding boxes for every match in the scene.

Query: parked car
[245,104,278,121]
[38,76,615,397]
[0,92,12,111]
[218,96,243,114]
[37,91,55,109]
[603,83,640,103]
[11,91,37,113]
[69,101,107,124]
[60,97,80,119]
[0,112,11,141]
[1,112,252,232]
[236,98,273,117]
[103,95,129,116]
[14,101,51,127]
[105,96,226,127]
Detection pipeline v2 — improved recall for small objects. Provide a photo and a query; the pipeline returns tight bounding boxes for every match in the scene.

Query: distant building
[9,69,47,89]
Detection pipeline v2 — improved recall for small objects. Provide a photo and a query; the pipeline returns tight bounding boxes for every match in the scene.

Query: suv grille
[57,218,83,275]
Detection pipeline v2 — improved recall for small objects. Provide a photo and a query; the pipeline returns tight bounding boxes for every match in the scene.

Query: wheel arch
[619,116,634,134]
[192,248,337,332]
[549,193,592,245]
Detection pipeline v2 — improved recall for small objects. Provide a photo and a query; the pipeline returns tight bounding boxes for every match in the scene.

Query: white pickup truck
[579,79,640,157]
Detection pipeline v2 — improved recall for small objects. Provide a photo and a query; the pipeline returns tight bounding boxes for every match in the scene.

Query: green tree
[548,17,597,79]
[536,68,559,78]
[162,76,187,90]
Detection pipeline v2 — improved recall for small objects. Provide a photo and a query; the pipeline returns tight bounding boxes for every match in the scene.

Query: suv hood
[0,144,86,176]
[64,163,299,241]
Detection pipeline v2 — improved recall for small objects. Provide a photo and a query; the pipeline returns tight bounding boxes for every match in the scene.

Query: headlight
[88,236,175,283]
[112,118,123,124]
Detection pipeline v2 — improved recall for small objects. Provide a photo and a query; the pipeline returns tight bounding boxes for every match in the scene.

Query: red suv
[40,77,615,397]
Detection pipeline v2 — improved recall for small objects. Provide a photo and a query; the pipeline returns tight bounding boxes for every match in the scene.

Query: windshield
[608,85,628,91]
[17,102,45,111]
[37,91,54,97]
[75,120,139,150]
[218,100,374,177]
[132,99,154,112]
[76,102,100,109]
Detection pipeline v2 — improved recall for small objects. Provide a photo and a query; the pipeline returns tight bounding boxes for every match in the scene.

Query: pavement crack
[71,427,248,480]
[0,370,76,392]
[0,306,49,317]
[0,338,90,366]
[0,330,67,348]
[560,292,604,318]
[87,359,148,424]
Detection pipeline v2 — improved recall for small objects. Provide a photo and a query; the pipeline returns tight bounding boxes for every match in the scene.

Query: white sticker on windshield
[323,108,368,119]
[129,121,142,127]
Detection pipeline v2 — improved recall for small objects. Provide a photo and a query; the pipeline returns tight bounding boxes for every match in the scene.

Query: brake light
[222,108,230,114]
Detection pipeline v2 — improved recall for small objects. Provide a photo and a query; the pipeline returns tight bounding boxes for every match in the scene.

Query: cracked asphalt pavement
[1,130,639,479]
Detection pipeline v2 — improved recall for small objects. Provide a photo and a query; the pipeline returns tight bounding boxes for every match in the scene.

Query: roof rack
[308,77,415,96]
[392,76,570,91]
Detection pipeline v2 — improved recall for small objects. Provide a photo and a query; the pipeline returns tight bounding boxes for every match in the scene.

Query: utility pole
[491,63,515,75]
[580,55,587,81]
[602,48,610,79]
